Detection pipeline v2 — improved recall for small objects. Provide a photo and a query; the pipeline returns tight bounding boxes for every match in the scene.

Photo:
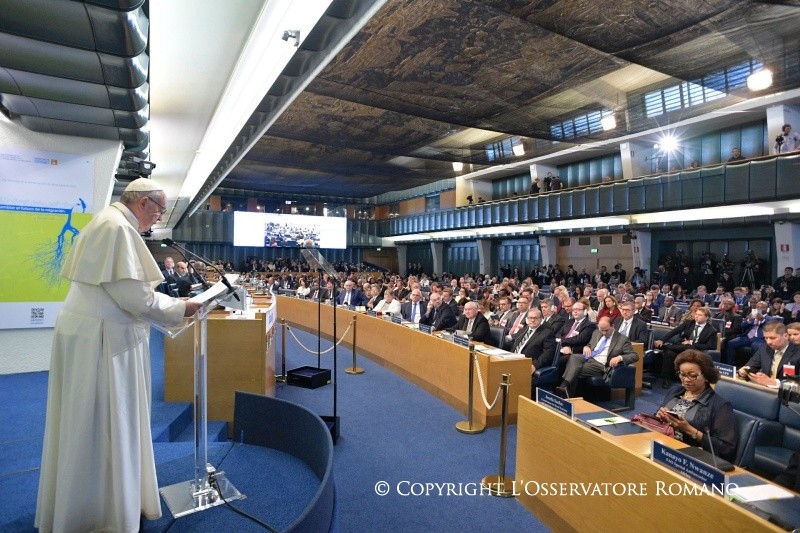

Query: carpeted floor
[0,323,671,532]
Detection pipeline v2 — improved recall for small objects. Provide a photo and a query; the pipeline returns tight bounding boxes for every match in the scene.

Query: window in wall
[485,136,520,161]
[644,59,762,118]
[599,236,613,245]
[550,109,614,141]
[578,237,591,246]
[425,194,440,212]
[559,238,571,246]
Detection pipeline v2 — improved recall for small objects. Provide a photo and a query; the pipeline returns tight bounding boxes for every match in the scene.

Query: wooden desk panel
[515,397,780,532]
[165,312,275,436]
[277,296,531,426]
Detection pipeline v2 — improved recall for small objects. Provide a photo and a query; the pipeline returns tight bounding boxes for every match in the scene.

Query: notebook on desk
[677,445,734,472]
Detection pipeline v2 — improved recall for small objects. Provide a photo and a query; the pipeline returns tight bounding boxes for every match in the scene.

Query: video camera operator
[774,123,800,154]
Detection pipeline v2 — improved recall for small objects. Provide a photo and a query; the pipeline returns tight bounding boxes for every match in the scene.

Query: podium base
[481,474,516,497]
[455,420,486,434]
[344,366,364,374]
[160,471,245,518]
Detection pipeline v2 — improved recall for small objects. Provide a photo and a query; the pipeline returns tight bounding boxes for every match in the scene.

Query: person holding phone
[737,321,800,387]
[656,350,737,461]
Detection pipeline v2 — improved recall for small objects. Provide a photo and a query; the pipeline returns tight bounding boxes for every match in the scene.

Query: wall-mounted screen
[233,211,347,249]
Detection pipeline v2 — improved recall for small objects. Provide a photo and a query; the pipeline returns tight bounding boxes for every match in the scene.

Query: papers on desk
[728,484,795,502]
[474,345,526,359]
[585,416,629,426]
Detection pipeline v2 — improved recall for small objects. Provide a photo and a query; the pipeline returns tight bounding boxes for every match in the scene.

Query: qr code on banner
[30,307,45,324]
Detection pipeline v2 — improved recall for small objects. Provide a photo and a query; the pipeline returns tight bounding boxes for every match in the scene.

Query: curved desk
[515,396,792,532]
[277,296,531,426]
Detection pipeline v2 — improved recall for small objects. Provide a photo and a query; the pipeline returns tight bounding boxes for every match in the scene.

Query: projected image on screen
[234,211,347,249]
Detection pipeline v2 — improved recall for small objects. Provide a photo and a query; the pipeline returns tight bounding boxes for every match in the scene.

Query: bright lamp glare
[452,161,464,172]
[512,143,525,156]
[747,69,773,91]
[600,114,616,131]
[661,135,678,153]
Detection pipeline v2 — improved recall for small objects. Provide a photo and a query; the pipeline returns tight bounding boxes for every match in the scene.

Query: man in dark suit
[491,296,514,328]
[161,256,177,281]
[557,301,597,356]
[401,289,425,323]
[725,300,779,363]
[420,292,457,331]
[555,316,639,397]
[634,296,652,322]
[441,288,460,315]
[308,281,328,302]
[613,301,649,344]
[448,301,492,344]
[539,300,565,334]
[657,295,682,324]
[654,307,717,387]
[338,279,368,307]
[737,321,800,387]
[512,308,557,374]
[502,296,530,349]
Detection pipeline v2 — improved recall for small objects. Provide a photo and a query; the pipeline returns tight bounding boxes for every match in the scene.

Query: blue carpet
[277,327,552,532]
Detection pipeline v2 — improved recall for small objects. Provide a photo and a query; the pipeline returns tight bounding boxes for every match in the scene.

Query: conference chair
[488,325,504,349]
[532,341,563,392]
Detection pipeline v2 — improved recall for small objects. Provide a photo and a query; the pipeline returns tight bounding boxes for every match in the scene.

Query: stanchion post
[276,318,287,383]
[482,373,515,497]
[455,344,485,434]
[345,316,364,375]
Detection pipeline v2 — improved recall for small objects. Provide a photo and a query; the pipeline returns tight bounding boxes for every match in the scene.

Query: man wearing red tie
[502,296,530,349]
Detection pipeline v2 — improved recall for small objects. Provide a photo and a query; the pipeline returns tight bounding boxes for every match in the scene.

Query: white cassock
[36,202,186,533]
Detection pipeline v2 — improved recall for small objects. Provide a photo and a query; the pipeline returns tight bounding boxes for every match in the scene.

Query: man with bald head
[420,292,457,330]
[556,316,638,398]
[448,300,492,344]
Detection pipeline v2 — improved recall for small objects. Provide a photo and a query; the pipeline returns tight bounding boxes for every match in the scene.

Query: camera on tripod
[776,135,785,146]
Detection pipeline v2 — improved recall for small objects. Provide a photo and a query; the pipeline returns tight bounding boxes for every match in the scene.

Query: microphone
[162,239,240,301]
[704,426,719,471]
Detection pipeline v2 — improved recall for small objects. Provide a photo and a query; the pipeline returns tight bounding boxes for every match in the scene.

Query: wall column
[477,239,492,277]
[431,241,444,277]
[396,244,408,276]
[539,235,557,267]
[620,141,652,180]
[767,105,800,154]
[774,222,800,276]
[630,230,652,278]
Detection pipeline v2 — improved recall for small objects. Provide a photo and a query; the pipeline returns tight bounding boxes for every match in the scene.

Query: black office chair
[532,340,563,392]
[488,325,504,349]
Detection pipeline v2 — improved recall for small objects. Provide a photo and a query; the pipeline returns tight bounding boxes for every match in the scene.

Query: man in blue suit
[337,279,368,307]
[737,322,800,387]
[725,301,779,364]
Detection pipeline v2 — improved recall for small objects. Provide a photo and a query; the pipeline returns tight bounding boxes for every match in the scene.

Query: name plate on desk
[348,305,357,311]
[419,324,433,335]
[651,441,726,491]
[535,388,573,418]
[367,310,377,317]
[714,362,736,378]
[391,315,403,324]
[452,335,471,347]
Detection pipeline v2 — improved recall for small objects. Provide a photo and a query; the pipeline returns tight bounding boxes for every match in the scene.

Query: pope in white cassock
[35,178,202,533]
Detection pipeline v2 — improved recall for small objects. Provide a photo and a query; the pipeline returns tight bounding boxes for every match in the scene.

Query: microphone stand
[163,239,239,301]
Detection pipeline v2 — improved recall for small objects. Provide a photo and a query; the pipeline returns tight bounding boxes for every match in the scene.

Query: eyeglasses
[147,196,167,215]
[678,372,702,380]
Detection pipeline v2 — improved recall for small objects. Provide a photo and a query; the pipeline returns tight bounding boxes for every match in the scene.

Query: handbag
[631,413,675,437]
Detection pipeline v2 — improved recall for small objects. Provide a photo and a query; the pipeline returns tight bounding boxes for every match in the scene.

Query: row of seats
[384,154,800,236]
[714,378,799,477]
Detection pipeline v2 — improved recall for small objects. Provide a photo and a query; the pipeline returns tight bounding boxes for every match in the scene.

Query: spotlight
[601,114,616,131]
[661,135,678,153]
[747,68,772,91]
[512,143,525,156]
[281,30,300,47]
[452,161,464,172]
